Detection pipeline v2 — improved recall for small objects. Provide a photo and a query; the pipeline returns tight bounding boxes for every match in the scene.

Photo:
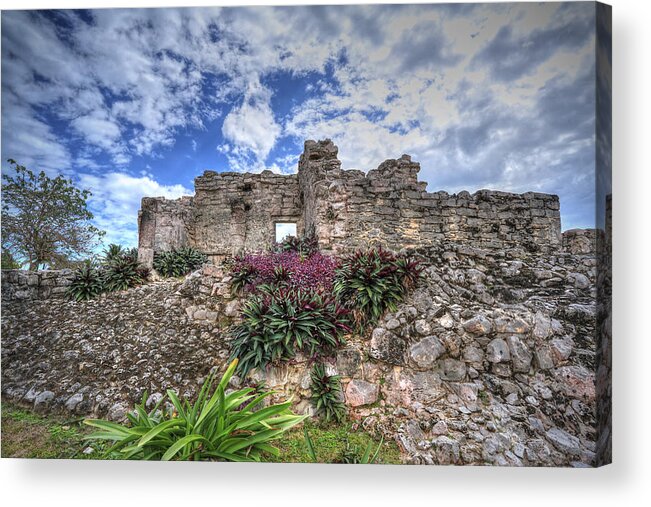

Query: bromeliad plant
[66,244,150,300]
[333,248,423,329]
[229,286,351,378]
[310,362,346,423]
[83,359,306,461]
[153,246,207,278]
[66,261,105,301]
[103,251,149,292]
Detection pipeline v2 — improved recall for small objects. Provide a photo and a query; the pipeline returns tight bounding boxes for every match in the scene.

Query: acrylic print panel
[0,2,611,466]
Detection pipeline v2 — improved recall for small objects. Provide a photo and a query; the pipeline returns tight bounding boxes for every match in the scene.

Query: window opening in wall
[275,222,297,242]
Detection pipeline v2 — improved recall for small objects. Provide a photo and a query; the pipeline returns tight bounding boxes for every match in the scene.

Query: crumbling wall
[138,196,195,267]
[1,242,601,466]
[137,139,562,264]
[562,229,598,255]
[192,171,302,263]
[298,140,562,254]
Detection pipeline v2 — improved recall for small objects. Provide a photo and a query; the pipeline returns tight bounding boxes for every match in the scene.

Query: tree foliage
[1,159,105,270]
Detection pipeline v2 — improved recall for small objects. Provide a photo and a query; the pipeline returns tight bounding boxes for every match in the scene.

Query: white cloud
[221,77,281,167]
[2,3,599,234]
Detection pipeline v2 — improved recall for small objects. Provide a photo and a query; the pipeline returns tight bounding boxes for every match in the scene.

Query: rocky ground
[1,270,234,421]
[348,243,599,467]
[1,242,600,466]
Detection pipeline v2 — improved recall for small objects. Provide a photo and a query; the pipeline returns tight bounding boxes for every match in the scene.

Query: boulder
[409,336,445,369]
[345,379,378,407]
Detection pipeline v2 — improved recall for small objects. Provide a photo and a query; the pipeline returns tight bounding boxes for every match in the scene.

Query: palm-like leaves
[310,362,346,423]
[333,248,423,328]
[153,247,207,278]
[84,359,306,461]
[229,286,351,378]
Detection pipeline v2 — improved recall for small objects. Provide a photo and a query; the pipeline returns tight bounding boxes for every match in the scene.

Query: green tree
[1,247,21,269]
[1,159,105,270]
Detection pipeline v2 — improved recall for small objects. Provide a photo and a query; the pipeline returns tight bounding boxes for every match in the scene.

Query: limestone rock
[506,335,533,373]
[369,327,406,365]
[409,336,445,369]
[438,358,467,381]
[554,365,596,402]
[546,427,581,456]
[486,338,510,363]
[345,380,378,407]
[462,315,492,335]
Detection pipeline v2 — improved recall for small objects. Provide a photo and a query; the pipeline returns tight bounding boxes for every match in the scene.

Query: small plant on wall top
[67,261,105,301]
[153,246,207,278]
[66,245,150,301]
[310,362,346,423]
[83,359,306,461]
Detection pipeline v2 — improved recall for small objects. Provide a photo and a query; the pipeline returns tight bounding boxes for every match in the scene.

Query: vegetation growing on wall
[153,246,207,278]
[309,362,346,423]
[228,242,421,376]
[229,249,336,294]
[333,248,423,329]
[229,286,351,377]
[66,244,150,301]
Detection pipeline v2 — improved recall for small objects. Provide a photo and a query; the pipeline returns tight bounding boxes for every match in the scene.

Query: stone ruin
[1,139,611,466]
[137,139,562,265]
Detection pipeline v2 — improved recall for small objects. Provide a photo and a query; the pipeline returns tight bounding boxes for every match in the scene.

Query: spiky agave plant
[66,261,105,301]
[84,359,306,461]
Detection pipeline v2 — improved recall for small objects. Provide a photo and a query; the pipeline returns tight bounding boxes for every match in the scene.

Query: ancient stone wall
[192,171,302,263]
[1,269,75,302]
[138,196,195,267]
[562,228,599,255]
[137,139,562,265]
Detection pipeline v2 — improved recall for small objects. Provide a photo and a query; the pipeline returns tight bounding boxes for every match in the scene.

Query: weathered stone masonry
[138,139,562,265]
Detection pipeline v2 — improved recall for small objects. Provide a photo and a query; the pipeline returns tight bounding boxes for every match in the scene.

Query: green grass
[273,419,402,464]
[2,401,402,463]
[1,402,104,459]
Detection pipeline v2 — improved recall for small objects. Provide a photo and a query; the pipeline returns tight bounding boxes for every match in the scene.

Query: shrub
[103,253,149,292]
[153,247,207,278]
[229,286,351,377]
[67,245,150,300]
[310,362,346,423]
[229,251,336,294]
[273,234,319,257]
[83,359,306,461]
[102,244,125,264]
[66,261,105,301]
[333,248,423,328]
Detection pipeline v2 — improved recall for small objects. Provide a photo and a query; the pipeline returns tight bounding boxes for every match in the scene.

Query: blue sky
[1,3,599,248]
